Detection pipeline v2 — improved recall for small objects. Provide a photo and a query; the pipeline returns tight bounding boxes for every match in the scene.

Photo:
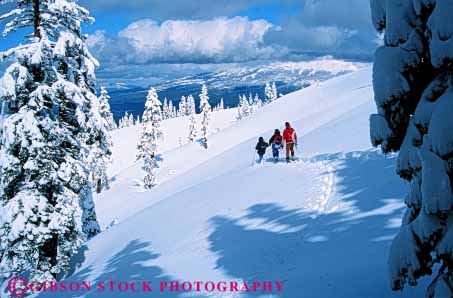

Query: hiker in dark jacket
[268,129,283,162]
[255,137,269,163]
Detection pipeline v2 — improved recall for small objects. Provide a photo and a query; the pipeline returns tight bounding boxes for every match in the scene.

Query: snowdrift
[39,67,428,298]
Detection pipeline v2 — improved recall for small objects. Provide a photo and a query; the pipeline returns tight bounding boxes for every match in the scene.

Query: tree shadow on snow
[39,240,179,298]
[207,150,424,298]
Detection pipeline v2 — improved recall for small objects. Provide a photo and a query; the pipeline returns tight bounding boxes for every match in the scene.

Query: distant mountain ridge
[107,59,369,120]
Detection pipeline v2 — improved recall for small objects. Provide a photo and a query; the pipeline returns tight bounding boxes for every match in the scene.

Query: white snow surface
[37,67,427,297]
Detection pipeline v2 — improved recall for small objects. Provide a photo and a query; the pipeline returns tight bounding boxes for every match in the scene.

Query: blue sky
[82,1,302,35]
[1,0,376,84]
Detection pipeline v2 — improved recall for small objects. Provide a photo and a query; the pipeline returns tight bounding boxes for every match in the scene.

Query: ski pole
[251,150,257,166]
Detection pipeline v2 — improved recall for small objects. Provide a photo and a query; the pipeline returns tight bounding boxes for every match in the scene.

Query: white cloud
[86,30,107,49]
[264,0,378,58]
[89,17,284,64]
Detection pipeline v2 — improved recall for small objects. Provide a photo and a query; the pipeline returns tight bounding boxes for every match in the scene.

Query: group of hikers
[255,122,298,163]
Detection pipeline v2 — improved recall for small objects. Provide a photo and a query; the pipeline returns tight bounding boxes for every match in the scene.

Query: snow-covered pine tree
[187,113,198,142]
[369,1,453,296]
[135,114,141,125]
[162,97,169,120]
[49,2,106,239]
[0,0,102,282]
[167,98,173,119]
[248,93,255,114]
[271,82,278,101]
[199,84,211,148]
[98,87,116,130]
[120,111,129,128]
[236,95,244,120]
[172,104,177,118]
[136,88,163,188]
[167,99,173,118]
[118,114,123,128]
[128,112,134,126]
[240,94,251,118]
[92,87,115,194]
[219,98,224,110]
[179,96,187,116]
[236,104,243,120]
[86,88,113,194]
[264,82,273,104]
[122,114,127,126]
[187,94,196,115]
[254,93,263,108]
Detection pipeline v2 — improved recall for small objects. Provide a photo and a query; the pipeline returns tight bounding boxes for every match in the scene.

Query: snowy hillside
[39,68,426,298]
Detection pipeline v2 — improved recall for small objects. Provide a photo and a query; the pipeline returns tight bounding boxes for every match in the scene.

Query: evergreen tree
[179,96,187,116]
[199,85,211,148]
[236,104,243,120]
[271,82,278,101]
[254,93,263,108]
[136,88,163,189]
[127,112,134,126]
[98,87,116,131]
[172,105,177,118]
[168,99,174,118]
[118,113,124,128]
[219,98,225,110]
[238,94,250,119]
[248,93,255,114]
[120,111,129,128]
[264,82,273,104]
[162,97,169,120]
[53,9,104,240]
[187,95,196,115]
[187,113,198,142]
[135,114,141,125]
[86,90,113,194]
[0,0,101,282]
[369,1,453,296]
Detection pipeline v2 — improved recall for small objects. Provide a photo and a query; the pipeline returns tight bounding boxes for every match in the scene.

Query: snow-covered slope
[41,67,426,298]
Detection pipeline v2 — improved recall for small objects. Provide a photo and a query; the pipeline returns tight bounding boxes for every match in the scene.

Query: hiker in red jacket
[283,122,298,162]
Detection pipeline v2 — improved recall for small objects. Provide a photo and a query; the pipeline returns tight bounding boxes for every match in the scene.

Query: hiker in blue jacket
[268,129,283,162]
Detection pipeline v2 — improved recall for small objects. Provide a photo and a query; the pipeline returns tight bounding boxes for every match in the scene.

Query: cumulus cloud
[265,0,378,58]
[89,17,284,64]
